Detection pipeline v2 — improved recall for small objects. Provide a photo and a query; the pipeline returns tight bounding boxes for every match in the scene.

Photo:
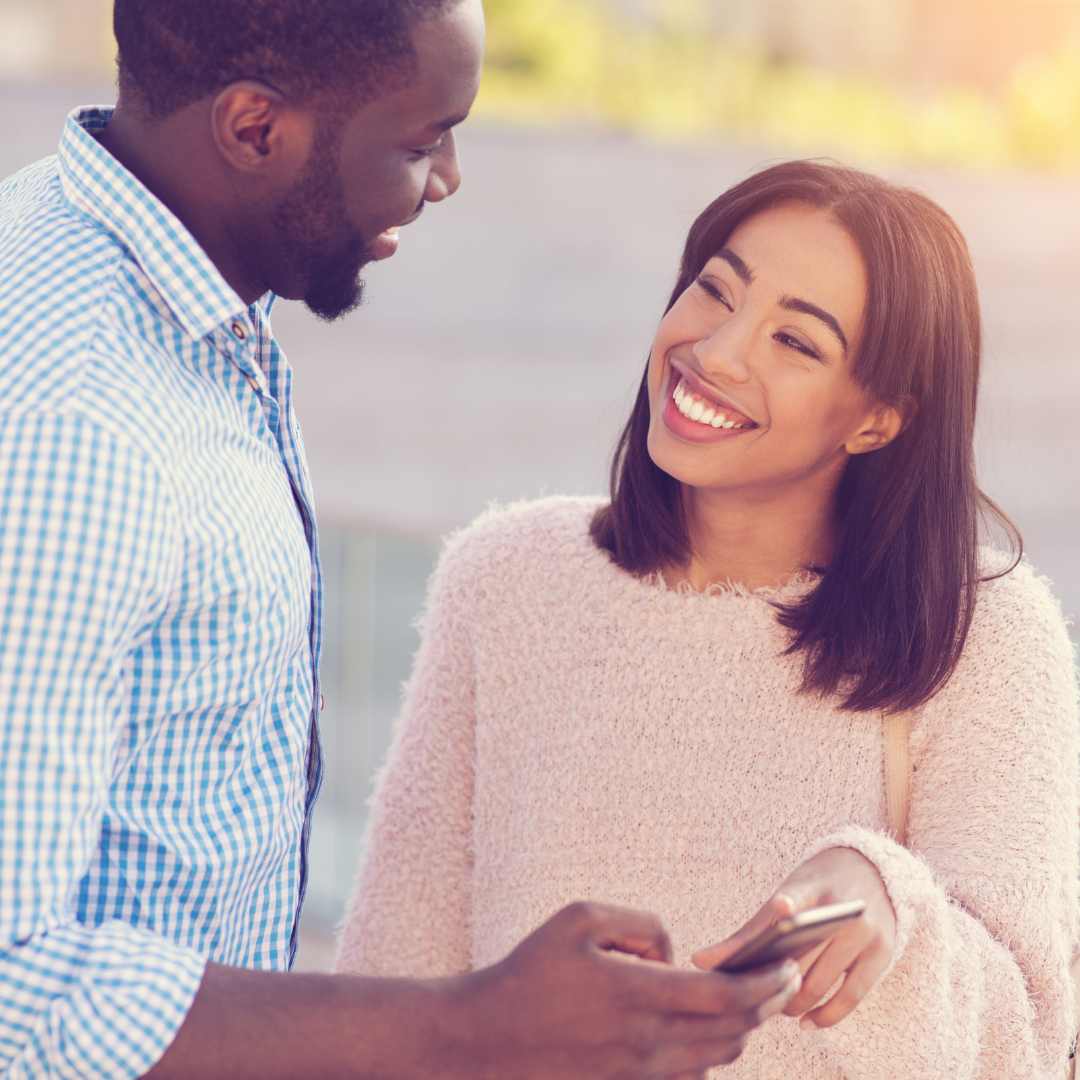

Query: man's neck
[97,102,266,304]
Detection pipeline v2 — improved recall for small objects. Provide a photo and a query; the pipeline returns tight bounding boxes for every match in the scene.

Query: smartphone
[713,899,866,974]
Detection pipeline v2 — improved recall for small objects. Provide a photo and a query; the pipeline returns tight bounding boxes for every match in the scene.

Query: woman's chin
[647,432,730,493]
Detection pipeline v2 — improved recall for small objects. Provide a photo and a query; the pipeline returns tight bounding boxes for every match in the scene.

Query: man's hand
[446,901,803,1079]
[692,848,895,1031]
[145,902,800,1080]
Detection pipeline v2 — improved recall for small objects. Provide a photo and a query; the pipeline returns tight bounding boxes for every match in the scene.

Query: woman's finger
[801,947,892,1029]
[771,861,836,915]
[692,873,838,972]
[771,881,817,917]
[785,928,869,1016]
[690,898,780,970]
[779,938,831,1015]
[785,954,847,1017]
[796,937,830,976]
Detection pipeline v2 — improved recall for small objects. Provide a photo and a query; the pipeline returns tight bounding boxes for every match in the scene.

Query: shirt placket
[227,309,324,966]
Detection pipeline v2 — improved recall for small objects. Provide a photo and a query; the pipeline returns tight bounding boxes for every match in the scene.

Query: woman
[335,162,1079,1077]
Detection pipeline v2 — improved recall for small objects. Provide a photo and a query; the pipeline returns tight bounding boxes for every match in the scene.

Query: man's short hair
[114,0,454,118]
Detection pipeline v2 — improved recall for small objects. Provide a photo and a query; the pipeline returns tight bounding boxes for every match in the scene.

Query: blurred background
[2,0,1079,971]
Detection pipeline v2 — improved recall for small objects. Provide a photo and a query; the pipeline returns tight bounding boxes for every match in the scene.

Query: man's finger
[650,1030,751,1073]
[690,898,777,970]
[628,958,801,1017]
[751,970,804,1024]
[631,975,801,1078]
[563,901,674,964]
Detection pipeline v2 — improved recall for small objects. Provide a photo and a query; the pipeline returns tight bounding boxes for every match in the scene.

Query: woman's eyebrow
[716,248,754,285]
[779,295,848,354]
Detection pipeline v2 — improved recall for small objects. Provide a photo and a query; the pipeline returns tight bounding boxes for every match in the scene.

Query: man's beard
[271,128,372,322]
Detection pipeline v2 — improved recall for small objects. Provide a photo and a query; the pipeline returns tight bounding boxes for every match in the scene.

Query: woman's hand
[691,847,896,1030]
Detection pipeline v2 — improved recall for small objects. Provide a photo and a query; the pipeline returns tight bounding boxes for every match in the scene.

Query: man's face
[272,0,485,320]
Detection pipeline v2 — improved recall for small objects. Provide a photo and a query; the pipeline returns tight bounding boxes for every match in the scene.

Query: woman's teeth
[672,379,747,429]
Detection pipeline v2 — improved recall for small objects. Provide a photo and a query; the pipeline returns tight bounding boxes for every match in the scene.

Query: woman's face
[647,201,887,500]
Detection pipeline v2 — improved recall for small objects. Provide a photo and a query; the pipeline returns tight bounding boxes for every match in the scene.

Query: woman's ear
[845,395,917,456]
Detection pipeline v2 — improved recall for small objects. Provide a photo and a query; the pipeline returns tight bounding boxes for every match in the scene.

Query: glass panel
[304,527,440,932]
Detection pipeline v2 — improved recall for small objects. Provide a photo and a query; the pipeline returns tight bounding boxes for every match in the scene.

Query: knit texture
[336,496,1080,1079]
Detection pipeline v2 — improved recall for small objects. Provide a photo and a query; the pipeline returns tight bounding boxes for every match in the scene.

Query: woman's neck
[664,481,841,593]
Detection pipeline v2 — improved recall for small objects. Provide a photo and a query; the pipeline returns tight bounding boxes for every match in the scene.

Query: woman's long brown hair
[591,161,1020,713]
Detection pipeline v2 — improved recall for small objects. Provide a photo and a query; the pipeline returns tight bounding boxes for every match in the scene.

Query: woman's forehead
[711,205,867,334]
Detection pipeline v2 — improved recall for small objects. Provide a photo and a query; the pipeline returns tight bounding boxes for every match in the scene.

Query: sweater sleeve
[802,564,1079,1079]
[334,538,478,979]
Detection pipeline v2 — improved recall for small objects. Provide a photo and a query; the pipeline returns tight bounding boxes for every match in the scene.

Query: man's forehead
[361,5,481,134]
[411,0,484,99]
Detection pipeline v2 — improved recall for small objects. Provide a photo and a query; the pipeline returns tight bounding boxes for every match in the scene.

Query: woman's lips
[369,226,400,261]
[671,376,754,428]
[661,373,757,442]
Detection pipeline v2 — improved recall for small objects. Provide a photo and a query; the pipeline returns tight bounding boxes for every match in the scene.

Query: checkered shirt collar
[58,105,249,341]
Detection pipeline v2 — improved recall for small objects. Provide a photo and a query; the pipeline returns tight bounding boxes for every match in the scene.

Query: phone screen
[714,899,866,974]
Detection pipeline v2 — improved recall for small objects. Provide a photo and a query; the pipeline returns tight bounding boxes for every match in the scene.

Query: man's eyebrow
[779,296,849,354]
[430,112,470,133]
[716,248,753,285]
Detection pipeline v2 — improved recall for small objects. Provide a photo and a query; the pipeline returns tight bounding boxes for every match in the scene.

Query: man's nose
[424,129,462,203]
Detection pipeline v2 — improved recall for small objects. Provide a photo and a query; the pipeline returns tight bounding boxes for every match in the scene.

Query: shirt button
[231,321,247,341]
[319,694,325,712]
[245,374,260,393]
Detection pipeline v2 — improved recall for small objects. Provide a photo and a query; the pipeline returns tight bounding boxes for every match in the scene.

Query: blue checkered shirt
[0,106,323,1078]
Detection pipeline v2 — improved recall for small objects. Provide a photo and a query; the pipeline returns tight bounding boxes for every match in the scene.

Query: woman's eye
[775,332,821,360]
[696,277,732,309]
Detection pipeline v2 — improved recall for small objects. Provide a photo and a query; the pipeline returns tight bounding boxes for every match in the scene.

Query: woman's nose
[692,316,752,382]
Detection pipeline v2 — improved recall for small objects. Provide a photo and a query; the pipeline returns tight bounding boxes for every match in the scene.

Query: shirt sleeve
[0,412,206,1080]
[334,536,478,979]
[802,563,1079,1079]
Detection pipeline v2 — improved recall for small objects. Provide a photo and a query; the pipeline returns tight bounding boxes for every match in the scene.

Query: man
[0,1,801,1076]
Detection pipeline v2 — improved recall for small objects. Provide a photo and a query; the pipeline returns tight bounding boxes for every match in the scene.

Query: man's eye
[411,138,444,159]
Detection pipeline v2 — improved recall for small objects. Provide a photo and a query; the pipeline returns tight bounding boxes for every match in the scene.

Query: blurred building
[0,0,113,82]
[908,0,1080,91]
[4,0,1080,93]
[620,0,1080,91]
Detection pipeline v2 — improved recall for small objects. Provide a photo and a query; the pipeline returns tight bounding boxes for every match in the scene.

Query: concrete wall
[0,0,114,82]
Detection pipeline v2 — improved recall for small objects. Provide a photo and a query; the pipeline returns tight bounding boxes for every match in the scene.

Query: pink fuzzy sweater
[336,496,1080,1079]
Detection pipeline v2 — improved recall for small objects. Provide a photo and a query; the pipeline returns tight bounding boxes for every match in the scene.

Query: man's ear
[209,80,313,178]
[845,395,917,456]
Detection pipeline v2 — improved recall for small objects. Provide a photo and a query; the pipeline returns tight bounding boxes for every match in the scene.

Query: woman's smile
[661,364,758,443]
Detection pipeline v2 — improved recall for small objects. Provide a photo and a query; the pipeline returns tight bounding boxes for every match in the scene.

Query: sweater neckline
[639,568,820,602]
[584,537,818,609]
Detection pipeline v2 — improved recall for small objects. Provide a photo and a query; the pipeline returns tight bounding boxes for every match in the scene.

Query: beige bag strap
[882,710,913,846]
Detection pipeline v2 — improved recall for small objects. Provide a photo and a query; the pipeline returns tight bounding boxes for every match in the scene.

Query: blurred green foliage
[476,0,1080,169]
